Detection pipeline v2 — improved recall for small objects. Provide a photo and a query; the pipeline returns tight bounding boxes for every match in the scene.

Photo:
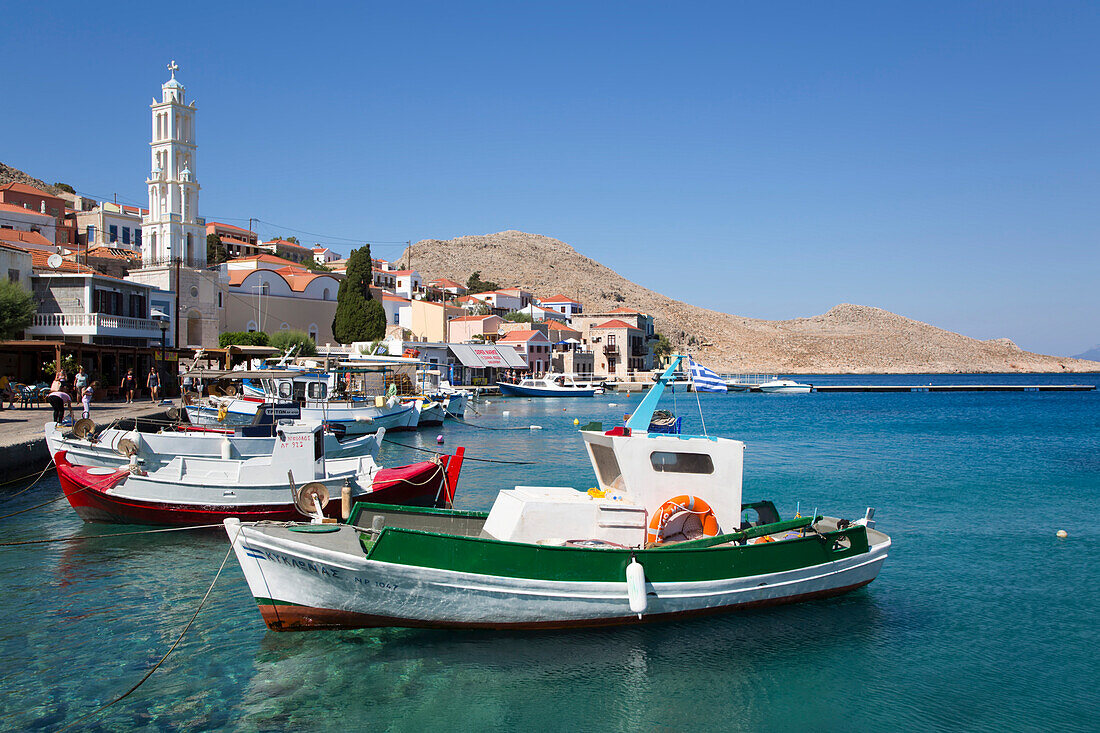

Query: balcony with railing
[603,343,619,354]
[27,312,163,340]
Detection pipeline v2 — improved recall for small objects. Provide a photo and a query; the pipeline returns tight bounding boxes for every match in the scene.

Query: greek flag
[687,357,728,393]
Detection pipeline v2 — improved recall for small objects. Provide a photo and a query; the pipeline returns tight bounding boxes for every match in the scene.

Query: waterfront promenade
[0,400,170,475]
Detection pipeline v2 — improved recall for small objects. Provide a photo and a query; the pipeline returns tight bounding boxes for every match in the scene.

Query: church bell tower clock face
[143,60,204,268]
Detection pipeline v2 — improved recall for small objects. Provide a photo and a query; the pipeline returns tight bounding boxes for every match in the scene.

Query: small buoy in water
[529,425,542,430]
[573,418,580,425]
[485,400,491,405]
[562,408,567,411]
[436,435,444,444]
[608,403,618,407]
[1057,529,1068,539]
[502,410,510,416]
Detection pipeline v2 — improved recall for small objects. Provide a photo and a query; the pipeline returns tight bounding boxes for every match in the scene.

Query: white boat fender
[220,436,232,460]
[529,425,542,430]
[626,557,647,618]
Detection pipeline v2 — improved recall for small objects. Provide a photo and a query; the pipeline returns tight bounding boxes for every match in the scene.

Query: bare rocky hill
[0,162,62,195]
[403,230,1099,373]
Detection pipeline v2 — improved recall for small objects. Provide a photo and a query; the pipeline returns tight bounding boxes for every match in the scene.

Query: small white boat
[497,374,596,397]
[758,379,813,394]
[45,403,382,471]
[57,421,464,525]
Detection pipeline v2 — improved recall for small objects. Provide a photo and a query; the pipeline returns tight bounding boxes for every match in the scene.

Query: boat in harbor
[224,356,889,631]
[758,378,813,394]
[497,373,596,397]
[45,402,382,470]
[56,421,464,525]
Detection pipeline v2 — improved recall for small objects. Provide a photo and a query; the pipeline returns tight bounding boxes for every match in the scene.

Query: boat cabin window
[277,381,292,399]
[307,382,327,400]
[590,444,624,489]
[649,451,714,474]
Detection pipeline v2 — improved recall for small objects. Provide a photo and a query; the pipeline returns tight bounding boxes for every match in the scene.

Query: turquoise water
[1,374,1098,731]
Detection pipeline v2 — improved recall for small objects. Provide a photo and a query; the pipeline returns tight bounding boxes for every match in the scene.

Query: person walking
[74,366,89,395]
[147,367,161,403]
[121,369,136,403]
[47,373,73,425]
[81,381,98,420]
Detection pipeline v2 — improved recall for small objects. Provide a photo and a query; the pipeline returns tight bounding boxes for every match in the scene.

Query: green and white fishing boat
[224,356,891,631]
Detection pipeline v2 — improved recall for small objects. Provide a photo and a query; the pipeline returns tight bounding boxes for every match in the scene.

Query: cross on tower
[167,60,179,78]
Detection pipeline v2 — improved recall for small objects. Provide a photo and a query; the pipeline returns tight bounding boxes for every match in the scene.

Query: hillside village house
[82,246,142,279]
[409,299,464,342]
[0,242,33,289]
[497,329,552,373]
[312,246,339,265]
[264,238,312,264]
[222,254,342,344]
[517,302,568,323]
[538,295,583,320]
[427,278,466,297]
[382,294,412,331]
[469,290,523,312]
[448,314,503,343]
[0,201,59,249]
[0,183,77,247]
[584,318,648,379]
[206,222,266,259]
[75,202,146,252]
[0,229,57,255]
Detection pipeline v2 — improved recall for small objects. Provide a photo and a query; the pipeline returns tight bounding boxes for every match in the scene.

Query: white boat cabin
[482,427,745,548]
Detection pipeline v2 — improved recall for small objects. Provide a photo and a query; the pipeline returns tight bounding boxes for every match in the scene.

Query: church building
[126,62,227,348]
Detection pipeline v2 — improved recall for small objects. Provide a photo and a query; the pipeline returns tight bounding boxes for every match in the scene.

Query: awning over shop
[449,344,528,369]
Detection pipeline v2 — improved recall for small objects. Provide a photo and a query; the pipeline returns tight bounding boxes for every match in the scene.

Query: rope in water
[0,456,56,494]
[444,411,538,431]
[58,525,240,732]
[0,523,224,547]
[381,436,536,464]
[0,464,127,521]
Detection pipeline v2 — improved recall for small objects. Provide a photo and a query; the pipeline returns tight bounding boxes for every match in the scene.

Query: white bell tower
[142,60,204,267]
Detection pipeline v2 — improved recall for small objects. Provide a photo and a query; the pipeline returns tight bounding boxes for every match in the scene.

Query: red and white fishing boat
[56,421,463,526]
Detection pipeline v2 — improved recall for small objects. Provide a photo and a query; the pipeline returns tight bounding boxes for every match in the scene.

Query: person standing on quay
[47,372,73,425]
[81,381,98,420]
[147,367,161,403]
[121,369,136,403]
[74,366,88,396]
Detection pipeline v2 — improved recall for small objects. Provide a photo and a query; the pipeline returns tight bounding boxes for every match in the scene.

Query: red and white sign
[472,346,508,367]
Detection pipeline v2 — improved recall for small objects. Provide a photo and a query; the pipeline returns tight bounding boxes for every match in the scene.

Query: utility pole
[174,256,180,349]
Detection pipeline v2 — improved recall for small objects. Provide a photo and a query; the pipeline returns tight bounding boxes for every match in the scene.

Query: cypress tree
[332,245,387,343]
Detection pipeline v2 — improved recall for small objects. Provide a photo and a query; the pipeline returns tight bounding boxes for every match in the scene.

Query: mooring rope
[0,465,126,521]
[443,411,539,431]
[381,436,536,464]
[0,456,56,495]
[0,523,224,547]
[58,525,240,732]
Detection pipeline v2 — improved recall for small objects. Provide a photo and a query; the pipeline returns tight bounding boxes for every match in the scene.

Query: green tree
[219,331,270,348]
[653,333,672,362]
[503,311,532,323]
[0,279,36,340]
[332,245,386,343]
[466,270,499,293]
[303,258,332,272]
[269,329,317,357]
[53,182,76,194]
[207,233,228,264]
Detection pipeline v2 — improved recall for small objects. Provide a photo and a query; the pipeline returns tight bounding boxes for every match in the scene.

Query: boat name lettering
[253,549,340,578]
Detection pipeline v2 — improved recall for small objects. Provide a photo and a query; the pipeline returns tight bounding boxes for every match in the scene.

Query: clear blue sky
[3,1,1097,356]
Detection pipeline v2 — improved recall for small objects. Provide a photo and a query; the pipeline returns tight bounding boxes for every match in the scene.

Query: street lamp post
[158,319,168,362]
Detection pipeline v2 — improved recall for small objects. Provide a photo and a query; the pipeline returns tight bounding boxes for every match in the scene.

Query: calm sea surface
[1,373,1098,731]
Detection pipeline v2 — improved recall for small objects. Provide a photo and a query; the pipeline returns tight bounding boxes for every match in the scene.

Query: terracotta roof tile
[592,319,641,330]
[0,229,54,248]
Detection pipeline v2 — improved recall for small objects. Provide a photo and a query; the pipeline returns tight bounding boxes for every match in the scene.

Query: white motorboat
[45,403,383,471]
[758,379,813,394]
[497,373,596,397]
[57,421,465,525]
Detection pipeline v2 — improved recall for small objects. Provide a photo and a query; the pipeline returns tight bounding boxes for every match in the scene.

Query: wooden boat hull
[225,516,889,631]
[56,451,461,526]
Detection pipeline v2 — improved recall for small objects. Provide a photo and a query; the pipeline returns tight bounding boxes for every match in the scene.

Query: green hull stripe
[366,525,870,583]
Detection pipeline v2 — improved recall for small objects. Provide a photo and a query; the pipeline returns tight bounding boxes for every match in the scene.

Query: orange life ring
[646,494,720,545]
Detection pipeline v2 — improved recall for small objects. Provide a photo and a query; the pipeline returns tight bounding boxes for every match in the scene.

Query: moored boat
[758,379,813,394]
[497,374,596,397]
[224,356,889,631]
[56,422,464,525]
